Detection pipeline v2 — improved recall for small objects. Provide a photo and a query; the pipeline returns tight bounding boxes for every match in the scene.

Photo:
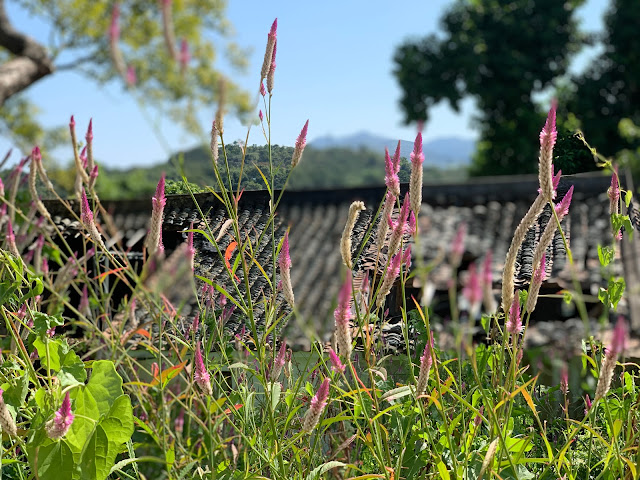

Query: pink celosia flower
[410,132,425,215]
[538,100,558,202]
[328,347,345,374]
[259,110,263,122]
[555,185,574,218]
[450,223,466,267]
[560,365,569,395]
[46,392,74,440]
[260,81,266,97]
[302,377,330,433]
[261,18,278,80]
[584,394,592,415]
[189,313,200,335]
[0,388,17,436]
[194,341,212,396]
[462,262,482,318]
[79,285,89,316]
[146,174,166,256]
[384,147,400,197]
[279,231,294,306]
[89,165,99,186]
[80,188,93,224]
[388,194,412,256]
[334,273,353,357]
[402,244,412,270]
[291,120,309,167]
[506,291,522,336]
[416,334,434,394]
[270,341,287,381]
[267,39,277,93]
[376,191,396,248]
[5,219,19,257]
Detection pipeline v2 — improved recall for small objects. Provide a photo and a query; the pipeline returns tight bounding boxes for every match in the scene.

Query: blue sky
[1,0,608,169]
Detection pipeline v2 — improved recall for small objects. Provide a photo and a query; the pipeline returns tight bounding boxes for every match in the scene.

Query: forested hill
[90,143,466,199]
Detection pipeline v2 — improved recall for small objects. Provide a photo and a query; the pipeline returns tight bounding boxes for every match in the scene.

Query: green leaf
[597,244,615,267]
[86,361,124,417]
[268,381,281,411]
[78,395,134,480]
[625,190,633,208]
[608,277,626,310]
[29,440,78,480]
[305,461,347,480]
[33,337,64,372]
[32,312,64,338]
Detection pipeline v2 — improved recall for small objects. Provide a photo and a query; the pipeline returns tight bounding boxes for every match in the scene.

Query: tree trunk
[0,0,54,106]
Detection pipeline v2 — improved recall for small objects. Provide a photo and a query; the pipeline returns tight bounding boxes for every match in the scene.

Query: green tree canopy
[0,0,250,152]
[393,0,586,176]
[563,0,640,160]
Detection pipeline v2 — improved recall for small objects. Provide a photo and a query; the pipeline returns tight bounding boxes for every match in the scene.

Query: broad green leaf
[78,396,134,480]
[33,337,63,372]
[30,440,78,480]
[66,389,100,459]
[86,361,124,417]
[32,312,64,338]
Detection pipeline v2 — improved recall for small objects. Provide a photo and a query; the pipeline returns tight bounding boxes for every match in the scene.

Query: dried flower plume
[146,174,166,256]
[334,273,353,358]
[341,201,365,268]
[261,19,278,81]
[539,100,558,202]
[409,132,424,216]
[279,231,294,306]
[0,388,17,436]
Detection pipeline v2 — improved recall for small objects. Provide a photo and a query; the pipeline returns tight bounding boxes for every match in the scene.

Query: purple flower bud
[462,262,482,315]
[384,147,400,196]
[555,185,574,218]
[260,82,266,97]
[474,406,484,428]
[259,110,264,122]
[560,365,569,395]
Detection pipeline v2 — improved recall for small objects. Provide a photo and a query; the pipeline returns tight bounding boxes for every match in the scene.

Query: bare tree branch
[0,0,54,106]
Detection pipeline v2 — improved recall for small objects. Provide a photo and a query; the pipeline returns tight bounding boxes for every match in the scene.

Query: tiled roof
[41,171,635,352]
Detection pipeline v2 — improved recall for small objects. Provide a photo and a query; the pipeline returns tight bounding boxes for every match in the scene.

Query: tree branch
[0,0,54,106]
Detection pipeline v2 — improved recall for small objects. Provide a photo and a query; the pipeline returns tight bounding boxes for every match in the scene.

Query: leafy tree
[393,0,585,176]
[563,0,640,160]
[0,0,250,152]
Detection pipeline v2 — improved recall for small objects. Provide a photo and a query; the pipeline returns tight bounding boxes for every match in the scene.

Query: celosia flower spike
[416,334,434,395]
[46,392,74,440]
[506,291,522,336]
[194,341,213,396]
[340,201,366,268]
[376,252,403,307]
[291,120,308,168]
[0,388,17,436]
[259,110,264,122]
[328,347,345,374]
[146,174,166,256]
[450,223,466,267]
[85,119,94,173]
[538,100,558,202]
[555,185,573,218]
[302,377,330,433]
[595,317,628,401]
[376,191,396,248]
[267,39,277,93]
[187,222,195,270]
[279,231,294,306]
[334,273,353,358]
[462,262,482,318]
[260,81,266,97]
[126,65,136,87]
[109,4,120,41]
[409,132,425,216]
[261,18,277,80]
[210,120,219,164]
[271,341,287,381]
[384,147,400,197]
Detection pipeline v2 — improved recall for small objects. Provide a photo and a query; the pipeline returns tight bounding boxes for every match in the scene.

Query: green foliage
[1,0,250,150]
[564,0,640,160]
[393,0,585,176]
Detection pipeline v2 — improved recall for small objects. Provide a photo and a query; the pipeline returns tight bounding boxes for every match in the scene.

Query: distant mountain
[309,131,476,167]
